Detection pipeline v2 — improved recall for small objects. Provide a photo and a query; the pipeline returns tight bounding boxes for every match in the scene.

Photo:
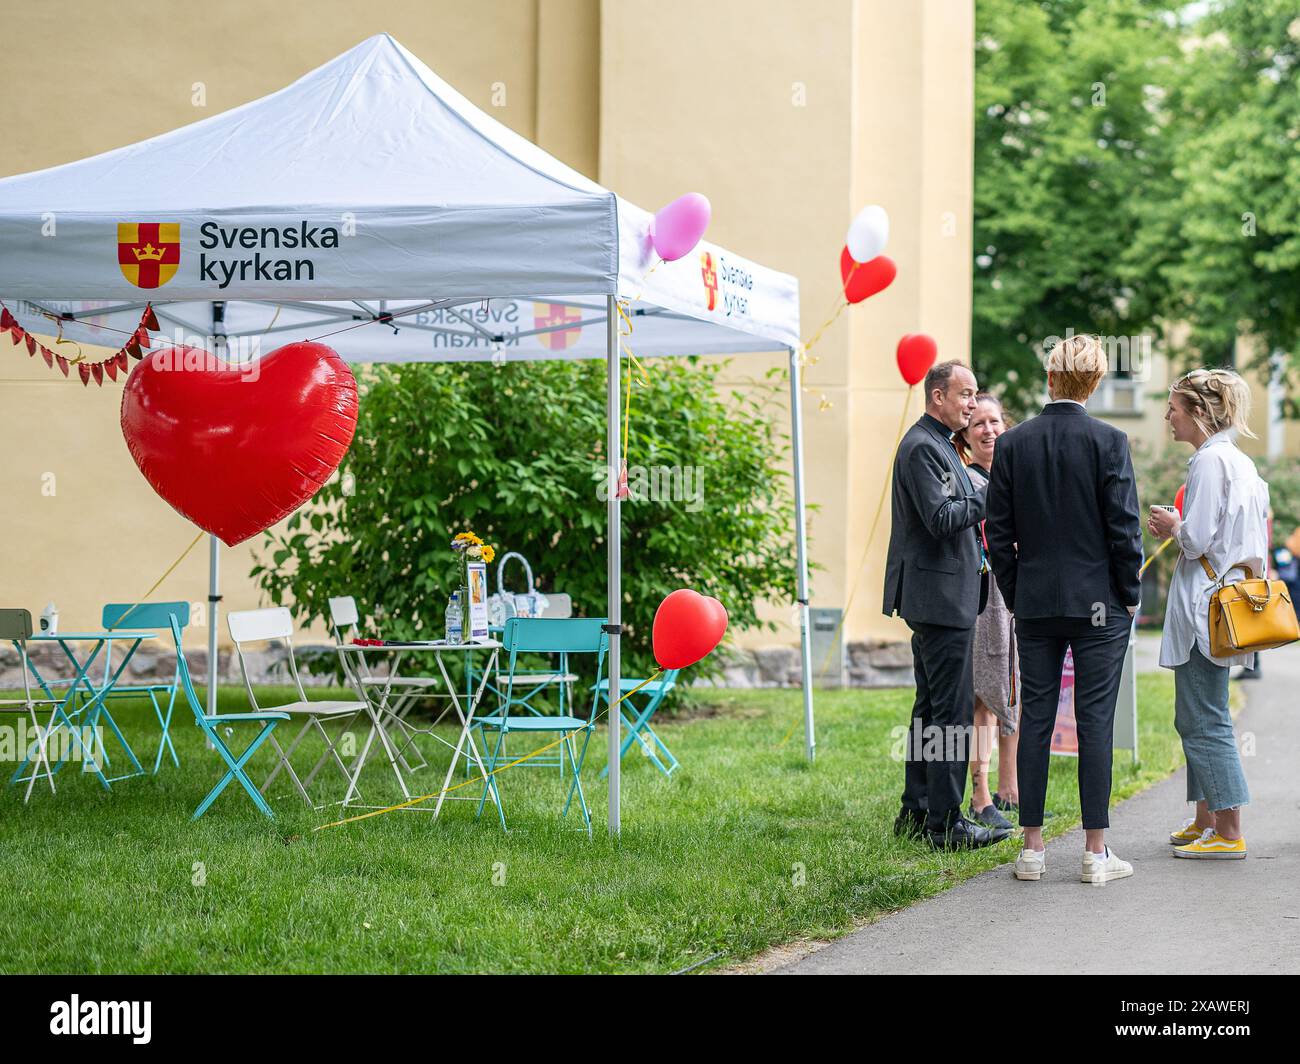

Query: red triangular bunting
[24,333,36,356]
[0,307,15,330]
[103,357,119,382]
[56,355,70,377]
[126,336,143,359]
[142,303,160,331]
[91,362,104,386]
[135,326,152,350]
[40,346,53,368]
[77,362,91,386]
[8,324,23,345]
[116,350,129,373]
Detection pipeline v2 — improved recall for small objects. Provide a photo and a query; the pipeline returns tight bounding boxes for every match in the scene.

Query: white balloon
[846,204,890,263]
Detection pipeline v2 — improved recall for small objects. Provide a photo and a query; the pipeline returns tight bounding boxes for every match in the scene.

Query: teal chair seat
[475,714,588,731]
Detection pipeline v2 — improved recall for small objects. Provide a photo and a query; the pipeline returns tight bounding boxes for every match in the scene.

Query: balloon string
[777,384,914,749]
[799,260,859,364]
[314,668,665,831]
[1139,536,1174,577]
[105,530,206,632]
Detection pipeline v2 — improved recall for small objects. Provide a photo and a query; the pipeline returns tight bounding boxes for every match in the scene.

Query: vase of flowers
[450,531,496,642]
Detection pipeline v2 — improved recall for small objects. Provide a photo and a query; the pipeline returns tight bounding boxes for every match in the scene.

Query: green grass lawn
[0,674,1185,974]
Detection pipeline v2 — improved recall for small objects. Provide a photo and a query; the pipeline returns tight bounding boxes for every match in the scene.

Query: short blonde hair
[1046,334,1108,402]
[1170,368,1257,439]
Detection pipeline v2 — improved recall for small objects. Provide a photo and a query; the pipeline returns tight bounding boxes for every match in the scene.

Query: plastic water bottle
[445,592,463,644]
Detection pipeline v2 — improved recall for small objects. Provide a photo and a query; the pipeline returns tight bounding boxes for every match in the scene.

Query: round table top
[337,638,500,652]
[29,630,158,641]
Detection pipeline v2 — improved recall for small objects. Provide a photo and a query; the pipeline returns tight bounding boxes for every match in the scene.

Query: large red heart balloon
[121,341,358,546]
[652,589,729,671]
[841,248,896,304]
[1175,483,1186,517]
[896,333,938,386]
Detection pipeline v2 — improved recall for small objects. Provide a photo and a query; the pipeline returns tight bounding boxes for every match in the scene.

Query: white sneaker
[1081,847,1133,884]
[1014,848,1046,881]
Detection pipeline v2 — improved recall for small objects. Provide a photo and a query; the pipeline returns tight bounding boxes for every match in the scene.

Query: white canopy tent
[0,34,816,827]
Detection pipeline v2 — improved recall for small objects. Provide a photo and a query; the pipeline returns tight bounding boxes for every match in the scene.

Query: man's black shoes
[926,815,1012,851]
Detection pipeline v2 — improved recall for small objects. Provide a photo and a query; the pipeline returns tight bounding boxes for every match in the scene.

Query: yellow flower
[482,545,496,563]
[453,531,483,546]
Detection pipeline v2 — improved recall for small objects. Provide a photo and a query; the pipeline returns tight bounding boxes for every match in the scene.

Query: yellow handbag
[1200,557,1300,657]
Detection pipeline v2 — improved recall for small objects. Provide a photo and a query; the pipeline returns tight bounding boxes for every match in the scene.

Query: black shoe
[991,792,1018,813]
[927,815,1012,851]
[893,807,927,839]
[969,803,1015,832]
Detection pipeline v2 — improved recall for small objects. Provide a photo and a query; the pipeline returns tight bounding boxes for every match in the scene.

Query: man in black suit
[883,360,1009,850]
[985,334,1143,885]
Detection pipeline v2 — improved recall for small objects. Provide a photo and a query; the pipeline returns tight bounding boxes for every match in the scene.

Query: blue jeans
[1173,647,1250,811]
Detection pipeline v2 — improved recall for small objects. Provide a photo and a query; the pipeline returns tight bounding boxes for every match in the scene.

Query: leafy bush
[251,358,799,679]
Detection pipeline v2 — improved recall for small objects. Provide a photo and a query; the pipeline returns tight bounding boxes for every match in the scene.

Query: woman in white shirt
[1148,368,1269,860]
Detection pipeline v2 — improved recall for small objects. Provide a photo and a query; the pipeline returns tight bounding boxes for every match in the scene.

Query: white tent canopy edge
[0,35,816,830]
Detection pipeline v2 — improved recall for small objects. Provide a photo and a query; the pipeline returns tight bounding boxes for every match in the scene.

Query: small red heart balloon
[896,333,938,386]
[652,589,729,671]
[841,248,896,304]
[1174,483,1186,517]
[121,341,359,546]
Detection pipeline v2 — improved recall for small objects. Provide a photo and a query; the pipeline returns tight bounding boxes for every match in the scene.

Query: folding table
[15,630,156,789]
[335,639,502,818]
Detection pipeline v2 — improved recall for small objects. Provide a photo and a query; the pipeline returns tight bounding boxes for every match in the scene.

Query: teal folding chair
[474,617,608,834]
[597,669,681,779]
[169,616,288,820]
[101,600,190,774]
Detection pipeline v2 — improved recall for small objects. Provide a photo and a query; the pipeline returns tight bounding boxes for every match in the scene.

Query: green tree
[251,358,798,678]
[1157,0,1300,398]
[973,0,1183,417]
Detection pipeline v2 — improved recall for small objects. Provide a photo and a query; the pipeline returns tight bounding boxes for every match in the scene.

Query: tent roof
[0,34,799,360]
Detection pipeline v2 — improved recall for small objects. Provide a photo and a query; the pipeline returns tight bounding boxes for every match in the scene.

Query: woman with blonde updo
[1147,368,1269,860]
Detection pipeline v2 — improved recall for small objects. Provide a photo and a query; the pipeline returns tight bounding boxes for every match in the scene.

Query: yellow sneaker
[1172,830,1247,860]
[1169,818,1205,845]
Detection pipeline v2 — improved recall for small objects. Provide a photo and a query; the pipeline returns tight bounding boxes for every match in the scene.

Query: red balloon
[121,341,359,546]
[896,333,938,386]
[652,589,729,670]
[840,248,896,304]
[1175,483,1186,517]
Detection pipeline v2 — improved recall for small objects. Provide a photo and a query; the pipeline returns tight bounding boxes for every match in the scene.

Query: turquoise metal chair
[474,617,608,834]
[169,616,288,820]
[101,600,190,774]
[596,669,681,779]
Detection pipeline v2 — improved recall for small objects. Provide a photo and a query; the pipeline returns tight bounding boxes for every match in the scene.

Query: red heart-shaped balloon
[121,341,358,546]
[896,333,938,386]
[841,248,896,304]
[652,588,729,671]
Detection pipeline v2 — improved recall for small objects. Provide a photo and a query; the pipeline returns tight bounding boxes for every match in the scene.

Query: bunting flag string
[0,301,158,387]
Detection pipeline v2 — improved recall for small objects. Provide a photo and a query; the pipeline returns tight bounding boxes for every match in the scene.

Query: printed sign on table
[466,561,490,640]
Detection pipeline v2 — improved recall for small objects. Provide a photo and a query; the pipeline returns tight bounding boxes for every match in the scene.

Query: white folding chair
[227,607,365,809]
[328,595,448,773]
[0,608,59,802]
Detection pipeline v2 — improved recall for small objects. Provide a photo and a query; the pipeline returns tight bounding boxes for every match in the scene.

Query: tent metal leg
[606,294,621,835]
[207,535,220,715]
[788,346,815,761]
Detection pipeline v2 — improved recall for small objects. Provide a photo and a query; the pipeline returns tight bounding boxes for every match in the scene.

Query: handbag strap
[1200,557,1258,585]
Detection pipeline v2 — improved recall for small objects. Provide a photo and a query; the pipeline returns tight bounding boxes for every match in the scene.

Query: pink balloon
[650,193,712,261]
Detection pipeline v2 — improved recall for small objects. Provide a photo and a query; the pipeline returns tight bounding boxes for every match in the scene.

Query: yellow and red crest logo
[118,222,180,289]
[533,302,583,351]
[700,251,718,311]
